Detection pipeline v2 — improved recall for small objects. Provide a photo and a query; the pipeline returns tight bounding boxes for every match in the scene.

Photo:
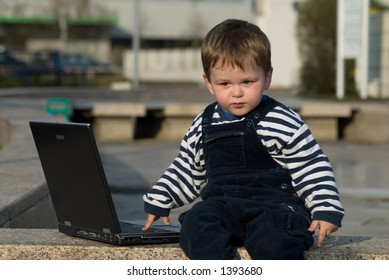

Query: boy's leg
[179,198,242,260]
[244,208,313,260]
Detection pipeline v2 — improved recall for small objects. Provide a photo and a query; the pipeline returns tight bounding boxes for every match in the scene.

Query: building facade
[0,0,388,96]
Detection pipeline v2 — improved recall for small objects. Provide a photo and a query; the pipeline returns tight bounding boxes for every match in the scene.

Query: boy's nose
[231,86,244,97]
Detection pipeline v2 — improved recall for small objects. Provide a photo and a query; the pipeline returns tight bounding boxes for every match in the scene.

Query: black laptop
[29,121,180,245]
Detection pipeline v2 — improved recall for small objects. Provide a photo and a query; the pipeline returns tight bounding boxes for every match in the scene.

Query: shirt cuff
[312,211,344,227]
[144,202,171,217]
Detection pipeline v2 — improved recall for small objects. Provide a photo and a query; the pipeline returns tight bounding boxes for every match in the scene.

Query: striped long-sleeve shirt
[144,96,345,226]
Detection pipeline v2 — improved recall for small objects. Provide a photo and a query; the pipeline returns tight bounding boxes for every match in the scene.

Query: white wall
[254,0,301,89]
[116,0,301,89]
[381,11,389,98]
[123,48,203,83]
[368,10,389,98]
[98,0,254,39]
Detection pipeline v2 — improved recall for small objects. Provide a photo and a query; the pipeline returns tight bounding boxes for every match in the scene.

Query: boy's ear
[203,74,215,95]
[264,67,273,90]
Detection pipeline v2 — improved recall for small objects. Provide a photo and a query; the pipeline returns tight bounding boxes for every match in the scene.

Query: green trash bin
[45,98,71,121]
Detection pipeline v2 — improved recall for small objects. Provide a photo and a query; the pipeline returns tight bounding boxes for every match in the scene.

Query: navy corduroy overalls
[179,97,314,260]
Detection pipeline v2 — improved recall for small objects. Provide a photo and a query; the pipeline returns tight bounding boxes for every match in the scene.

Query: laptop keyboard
[119,221,169,233]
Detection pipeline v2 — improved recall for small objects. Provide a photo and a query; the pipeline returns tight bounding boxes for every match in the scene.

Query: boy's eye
[219,82,229,86]
[243,80,252,85]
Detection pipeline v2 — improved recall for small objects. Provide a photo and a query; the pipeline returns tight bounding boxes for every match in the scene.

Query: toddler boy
[143,19,344,260]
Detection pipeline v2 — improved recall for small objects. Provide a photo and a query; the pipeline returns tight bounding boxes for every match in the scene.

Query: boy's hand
[142,214,170,231]
[308,220,338,247]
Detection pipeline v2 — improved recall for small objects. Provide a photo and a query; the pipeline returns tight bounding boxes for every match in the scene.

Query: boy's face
[203,62,272,117]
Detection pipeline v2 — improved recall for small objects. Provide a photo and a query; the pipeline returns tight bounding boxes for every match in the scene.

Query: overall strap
[201,101,218,126]
[246,96,280,122]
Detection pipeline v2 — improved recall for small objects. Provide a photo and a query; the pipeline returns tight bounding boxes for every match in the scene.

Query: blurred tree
[297,0,388,98]
[296,0,341,98]
[47,0,114,52]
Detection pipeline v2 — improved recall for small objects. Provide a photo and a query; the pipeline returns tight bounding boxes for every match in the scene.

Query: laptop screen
[30,121,121,234]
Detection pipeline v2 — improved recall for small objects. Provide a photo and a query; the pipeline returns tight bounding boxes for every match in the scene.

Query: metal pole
[132,0,140,90]
[360,0,370,99]
[336,0,345,99]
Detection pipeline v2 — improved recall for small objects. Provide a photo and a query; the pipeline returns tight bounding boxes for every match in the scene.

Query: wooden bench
[91,102,146,142]
[299,103,353,141]
[85,102,356,142]
[156,103,207,140]
[155,102,355,142]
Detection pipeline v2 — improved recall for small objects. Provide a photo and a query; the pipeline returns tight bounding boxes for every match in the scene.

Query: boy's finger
[162,216,171,226]
[142,215,156,231]
[317,236,324,247]
[316,229,327,247]
[308,220,319,232]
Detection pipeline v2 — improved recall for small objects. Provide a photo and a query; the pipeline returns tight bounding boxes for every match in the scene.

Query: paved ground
[1,87,389,238]
[100,139,389,238]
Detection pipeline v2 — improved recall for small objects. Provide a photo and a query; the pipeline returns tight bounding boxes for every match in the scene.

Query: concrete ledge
[0,105,57,229]
[299,103,353,141]
[0,229,388,260]
[0,117,11,149]
[91,102,146,142]
[0,183,56,228]
[343,104,389,143]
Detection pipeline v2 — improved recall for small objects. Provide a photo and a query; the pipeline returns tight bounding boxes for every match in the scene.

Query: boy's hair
[201,19,272,80]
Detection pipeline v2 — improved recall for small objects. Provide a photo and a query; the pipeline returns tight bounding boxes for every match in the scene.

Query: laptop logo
[56,134,65,140]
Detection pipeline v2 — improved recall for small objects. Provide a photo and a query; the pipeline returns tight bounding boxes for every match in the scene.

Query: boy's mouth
[232,102,245,108]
